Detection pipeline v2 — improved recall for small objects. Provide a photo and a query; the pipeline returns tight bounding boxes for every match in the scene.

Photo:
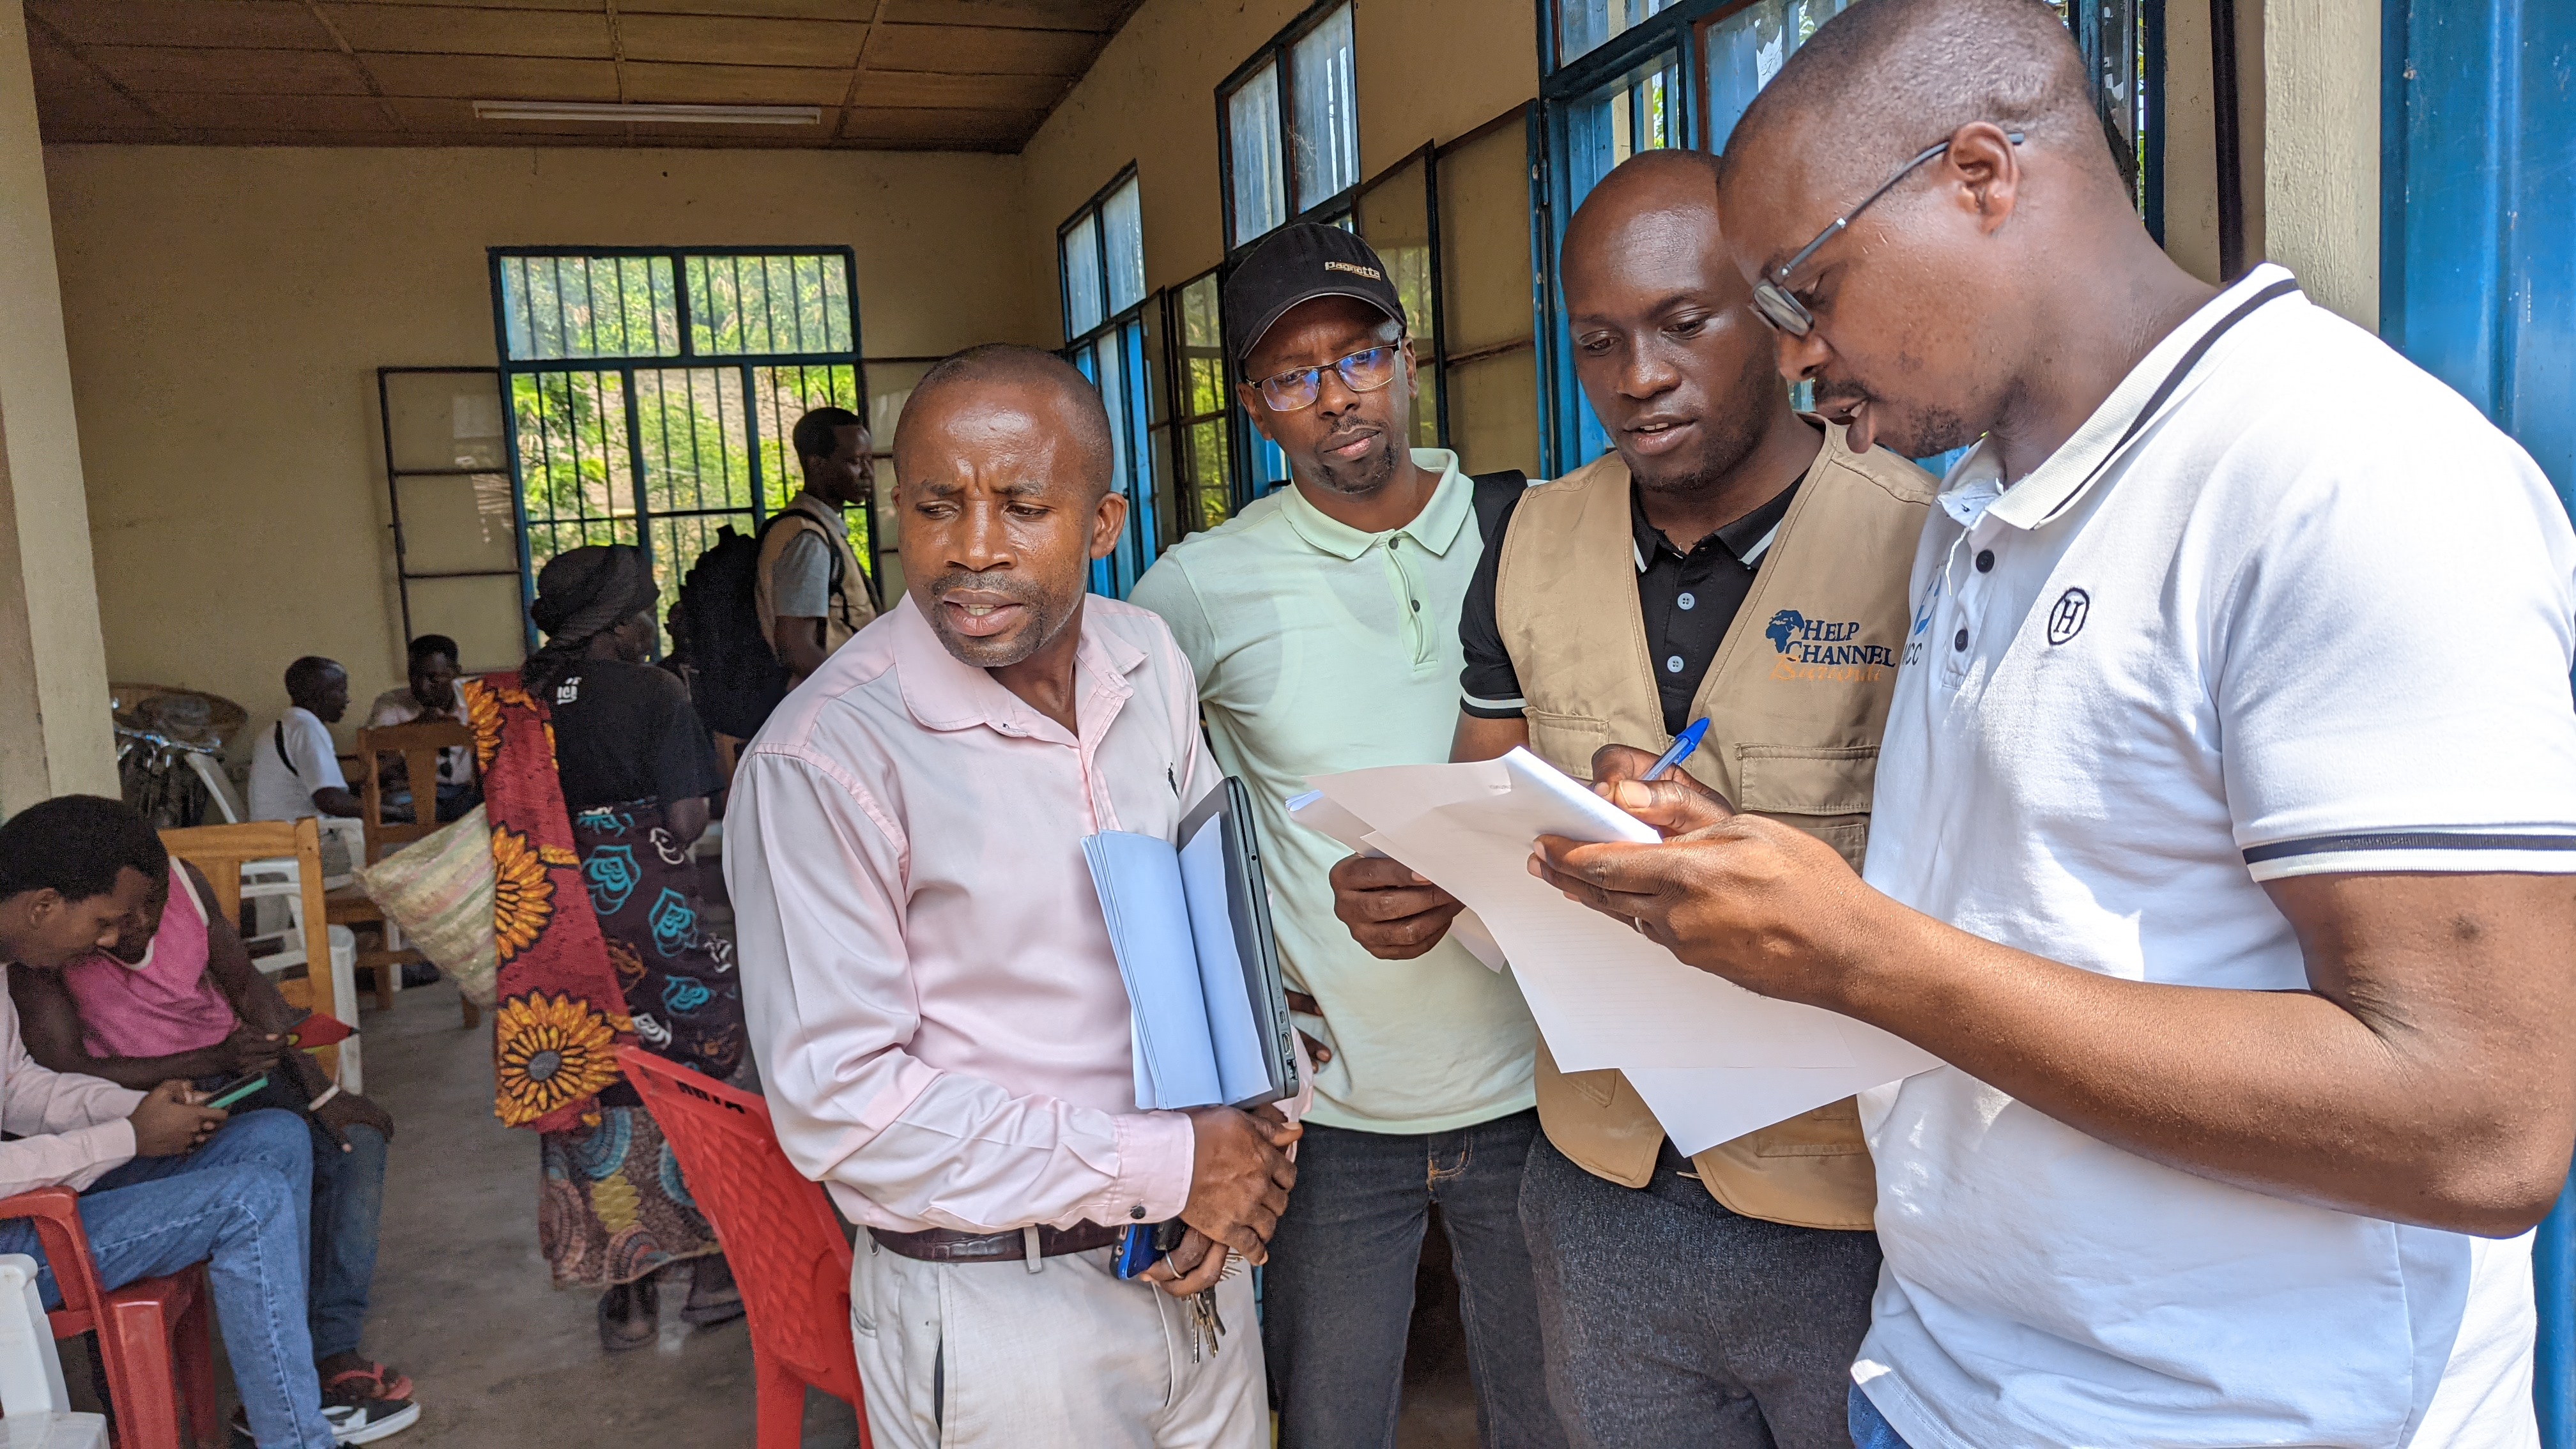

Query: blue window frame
[1533,0,2165,475]
[1061,168,1163,597]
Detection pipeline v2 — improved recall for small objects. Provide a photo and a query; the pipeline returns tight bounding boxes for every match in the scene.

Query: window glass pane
[1102,178,1146,317]
[1096,332,1130,499]
[510,369,638,576]
[1703,0,1850,153]
[1556,0,1678,68]
[1176,272,1231,420]
[1185,418,1233,533]
[1290,5,1359,211]
[1563,51,1682,223]
[499,255,680,361]
[1227,61,1288,245]
[1062,211,1105,339]
[685,253,855,358]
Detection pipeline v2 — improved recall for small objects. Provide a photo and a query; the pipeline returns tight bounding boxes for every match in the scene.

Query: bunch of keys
[1181,1254,1237,1362]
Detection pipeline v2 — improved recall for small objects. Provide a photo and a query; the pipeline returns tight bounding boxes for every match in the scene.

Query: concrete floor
[342,979,1481,1448]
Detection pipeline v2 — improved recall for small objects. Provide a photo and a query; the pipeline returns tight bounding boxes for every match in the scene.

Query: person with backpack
[756,406,881,686]
[1127,224,1563,1449]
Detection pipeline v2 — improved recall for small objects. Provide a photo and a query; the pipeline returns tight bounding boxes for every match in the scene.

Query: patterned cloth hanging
[463,674,635,1133]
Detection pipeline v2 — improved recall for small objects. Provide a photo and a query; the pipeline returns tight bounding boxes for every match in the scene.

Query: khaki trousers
[850,1234,1267,1448]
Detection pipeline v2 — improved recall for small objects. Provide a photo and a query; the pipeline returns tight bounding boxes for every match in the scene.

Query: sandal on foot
[597,1276,659,1353]
[680,1256,744,1328]
[321,1360,415,1403]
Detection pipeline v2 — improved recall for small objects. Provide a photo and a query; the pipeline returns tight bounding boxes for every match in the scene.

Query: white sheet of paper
[1289,788,1509,971]
[1309,750,1937,1117]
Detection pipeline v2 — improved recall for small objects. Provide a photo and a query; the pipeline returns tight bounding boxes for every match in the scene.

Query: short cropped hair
[407,634,460,667]
[0,795,167,904]
[283,656,344,698]
[902,344,1116,498]
[792,407,865,463]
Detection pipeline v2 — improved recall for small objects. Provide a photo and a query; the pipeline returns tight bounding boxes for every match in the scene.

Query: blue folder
[1082,778,1296,1111]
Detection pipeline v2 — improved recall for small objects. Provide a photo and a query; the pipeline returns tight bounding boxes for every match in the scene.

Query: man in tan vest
[756,406,881,685]
[1331,151,1932,1448]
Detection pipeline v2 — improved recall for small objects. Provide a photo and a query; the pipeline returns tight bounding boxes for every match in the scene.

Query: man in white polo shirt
[1130,225,1563,1448]
[1532,3,2576,1448]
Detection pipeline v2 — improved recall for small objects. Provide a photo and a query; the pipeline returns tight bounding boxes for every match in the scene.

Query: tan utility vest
[1494,421,1933,1230]
[754,493,877,673]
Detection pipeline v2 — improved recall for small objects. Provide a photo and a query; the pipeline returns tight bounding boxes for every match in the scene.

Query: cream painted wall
[0,3,116,810]
[2262,0,2376,326]
[2159,0,2222,286]
[1020,0,1538,335]
[43,144,1046,759]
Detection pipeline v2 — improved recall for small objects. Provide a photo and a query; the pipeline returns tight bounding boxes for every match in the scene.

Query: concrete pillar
[2261,0,2379,327]
[0,3,116,813]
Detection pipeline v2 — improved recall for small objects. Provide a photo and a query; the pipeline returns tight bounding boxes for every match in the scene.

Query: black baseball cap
[1222,223,1407,376]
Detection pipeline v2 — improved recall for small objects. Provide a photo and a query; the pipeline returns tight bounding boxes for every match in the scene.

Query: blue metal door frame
[2380,0,2576,1438]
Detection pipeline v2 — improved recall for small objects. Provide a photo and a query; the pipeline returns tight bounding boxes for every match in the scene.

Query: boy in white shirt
[249,656,363,823]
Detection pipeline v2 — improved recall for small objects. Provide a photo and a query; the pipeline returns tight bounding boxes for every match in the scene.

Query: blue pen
[1644,718,1710,780]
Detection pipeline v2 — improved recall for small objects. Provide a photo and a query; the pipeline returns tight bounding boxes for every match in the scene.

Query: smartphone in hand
[203,1073,269,1110]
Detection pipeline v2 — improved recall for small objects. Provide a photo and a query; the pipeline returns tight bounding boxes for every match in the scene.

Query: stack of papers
[1294,748,1937,1153]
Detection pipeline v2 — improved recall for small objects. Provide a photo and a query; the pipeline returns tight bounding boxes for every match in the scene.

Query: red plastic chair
[617,1048,871,1448]
[0,1186,217,1449]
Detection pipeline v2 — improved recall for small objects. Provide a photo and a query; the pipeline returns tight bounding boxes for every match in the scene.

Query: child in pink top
[58,861,234,1061]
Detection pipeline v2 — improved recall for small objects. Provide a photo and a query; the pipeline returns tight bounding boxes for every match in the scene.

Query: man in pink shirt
[729,346,1302,1449]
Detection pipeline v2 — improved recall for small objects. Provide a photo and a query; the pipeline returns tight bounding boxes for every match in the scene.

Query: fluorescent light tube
[472,101,824,125]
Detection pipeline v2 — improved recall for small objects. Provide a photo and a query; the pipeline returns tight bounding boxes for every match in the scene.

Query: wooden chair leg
[459,994,480,1029]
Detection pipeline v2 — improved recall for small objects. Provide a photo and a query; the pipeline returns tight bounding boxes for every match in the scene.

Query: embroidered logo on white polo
[2044,588,2089,645]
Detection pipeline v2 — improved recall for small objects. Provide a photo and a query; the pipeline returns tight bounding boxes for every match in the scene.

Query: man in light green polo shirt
[1130,224,1563,1449]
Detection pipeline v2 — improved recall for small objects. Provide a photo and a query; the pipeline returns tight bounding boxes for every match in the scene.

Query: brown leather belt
[868,1220,1124,1265]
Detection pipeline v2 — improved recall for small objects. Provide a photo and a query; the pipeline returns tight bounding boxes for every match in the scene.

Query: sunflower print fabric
[487,827,553,962]
[493,992,625,1128]
[464,675,635,1135]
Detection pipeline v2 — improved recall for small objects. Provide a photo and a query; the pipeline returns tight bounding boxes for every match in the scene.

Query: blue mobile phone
[1114,1220,1184,1280]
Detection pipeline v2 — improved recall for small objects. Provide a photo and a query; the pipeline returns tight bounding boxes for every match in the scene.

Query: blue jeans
[1848,1383,1913,1448]
[1519,1135,1880,1449]
[306,1121,385,1360]
[206,1075,385,1362]
[0,1109,334,1448]
[1260,1109,1564,1449]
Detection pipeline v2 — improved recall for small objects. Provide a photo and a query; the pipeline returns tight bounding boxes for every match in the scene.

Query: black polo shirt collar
[1629,479,1800,573]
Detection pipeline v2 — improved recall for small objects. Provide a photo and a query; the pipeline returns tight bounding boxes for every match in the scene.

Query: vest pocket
[1735,744,1878,813]
[1525,710,1611,778]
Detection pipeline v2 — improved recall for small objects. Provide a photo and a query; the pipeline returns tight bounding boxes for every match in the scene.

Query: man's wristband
[309,1085,341,1112]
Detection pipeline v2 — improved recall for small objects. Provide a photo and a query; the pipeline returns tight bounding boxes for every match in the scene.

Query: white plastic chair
[179,753,242,827]
[0,1254,107,1448]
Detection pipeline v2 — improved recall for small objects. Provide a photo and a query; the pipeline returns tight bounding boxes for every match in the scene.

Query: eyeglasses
[1750,130,2024,338]
[1250,343,1402,412]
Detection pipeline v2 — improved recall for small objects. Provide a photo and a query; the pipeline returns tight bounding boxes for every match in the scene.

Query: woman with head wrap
[511,544,747,1349]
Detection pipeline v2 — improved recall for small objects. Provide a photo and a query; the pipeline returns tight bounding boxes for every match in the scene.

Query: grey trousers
[1519,1135,1880,1449]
